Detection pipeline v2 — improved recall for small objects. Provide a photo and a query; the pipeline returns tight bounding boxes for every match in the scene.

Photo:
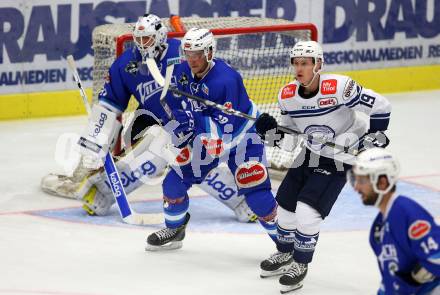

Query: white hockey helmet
[350,148,400,199]
[289,41,324,87]
[289,40,324,63]
[181,28,216,62]
[132,14,168,62]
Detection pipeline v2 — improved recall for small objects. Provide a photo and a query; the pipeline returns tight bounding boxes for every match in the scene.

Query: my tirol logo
[320,79,337,95]
[235,162,267,188]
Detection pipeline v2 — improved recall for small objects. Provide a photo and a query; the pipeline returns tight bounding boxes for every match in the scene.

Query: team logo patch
[175,146,191,166]
[184,43,191,48]
[343,79,356,99]
[104,74,111,83]
[318,97,337,108]
[224,101,232,109]
[235,161,268,188]
[321,79,337,95]
[281,84,297,99]
[125,61,139,76]
[201,137,224,157]
[202,83,209,95]
[137,25,145,31]
[408,220,431,240]
[178,73,189,86]
[190,82,200,94]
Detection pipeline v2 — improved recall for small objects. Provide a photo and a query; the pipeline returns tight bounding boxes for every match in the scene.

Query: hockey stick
[66,55,163,225]
[168,87,359,156]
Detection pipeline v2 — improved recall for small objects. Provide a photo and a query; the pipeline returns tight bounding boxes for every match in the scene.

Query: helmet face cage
[289,41,324,84]
[133,14,167,62]
[181,28,216,63]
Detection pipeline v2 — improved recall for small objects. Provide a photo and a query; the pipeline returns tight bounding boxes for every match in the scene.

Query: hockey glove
[168,109,195,149]
[255,113,284,147]
[359,131,390,152]
[396,263,436,286]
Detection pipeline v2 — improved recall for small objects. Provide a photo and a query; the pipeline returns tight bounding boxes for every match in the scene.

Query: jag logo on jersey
[281,84,297,99]
[321,79,337,95]
[408,220,431,240]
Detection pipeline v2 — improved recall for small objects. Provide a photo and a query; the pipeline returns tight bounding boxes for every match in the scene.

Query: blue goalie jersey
[370,194,440,294]
[171,58,259,153]
[98,39,181,124]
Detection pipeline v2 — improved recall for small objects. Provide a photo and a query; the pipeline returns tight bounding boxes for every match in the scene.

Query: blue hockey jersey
[98,39,182,123]
[370,194,440,294]
[171,58,259,154]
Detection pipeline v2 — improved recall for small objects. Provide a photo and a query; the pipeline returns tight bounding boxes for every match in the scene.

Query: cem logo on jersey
[320,79,337,95]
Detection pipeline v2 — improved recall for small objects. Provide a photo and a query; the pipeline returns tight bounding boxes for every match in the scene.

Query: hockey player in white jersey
[255,41,392,293]
[40,14,256,224]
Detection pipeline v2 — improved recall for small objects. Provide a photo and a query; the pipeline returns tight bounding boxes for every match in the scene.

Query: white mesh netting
[92,17,315,170]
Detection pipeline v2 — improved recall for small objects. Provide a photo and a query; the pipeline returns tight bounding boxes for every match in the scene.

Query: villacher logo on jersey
[321,79,337,95]
[235,162,267,188]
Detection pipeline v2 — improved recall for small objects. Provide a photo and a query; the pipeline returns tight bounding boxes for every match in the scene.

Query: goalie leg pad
[75,126,169,215]
[198,165,257,223]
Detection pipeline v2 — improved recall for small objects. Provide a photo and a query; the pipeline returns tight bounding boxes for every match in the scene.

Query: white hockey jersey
[278,73,391,164]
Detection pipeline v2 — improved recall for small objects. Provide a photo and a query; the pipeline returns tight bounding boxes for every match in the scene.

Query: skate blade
[145,241,183,252]
[260,263,294,278]
[280,282,303,294]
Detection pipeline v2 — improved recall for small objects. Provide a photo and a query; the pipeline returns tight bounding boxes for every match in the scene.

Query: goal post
[92,16,318,170]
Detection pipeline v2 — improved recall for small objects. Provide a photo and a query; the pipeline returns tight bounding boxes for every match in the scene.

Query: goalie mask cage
[92,17,318,170]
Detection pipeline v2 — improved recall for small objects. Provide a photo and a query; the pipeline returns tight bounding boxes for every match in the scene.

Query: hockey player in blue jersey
[254,40,392,293]
[349,148,440,295]
[145,28,278,251]
[54,14,257,223]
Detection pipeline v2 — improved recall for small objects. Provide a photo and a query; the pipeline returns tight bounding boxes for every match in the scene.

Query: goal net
[92,16,317,170]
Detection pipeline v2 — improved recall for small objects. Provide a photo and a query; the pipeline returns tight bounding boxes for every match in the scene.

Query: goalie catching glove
[77,104,122,169]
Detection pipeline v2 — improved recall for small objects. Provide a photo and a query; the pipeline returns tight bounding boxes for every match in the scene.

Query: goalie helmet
[133,14,168,62]
[181,28,216,62]
[350,147,400,197]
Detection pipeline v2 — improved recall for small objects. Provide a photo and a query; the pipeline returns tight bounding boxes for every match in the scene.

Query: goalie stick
[66,55,163,225]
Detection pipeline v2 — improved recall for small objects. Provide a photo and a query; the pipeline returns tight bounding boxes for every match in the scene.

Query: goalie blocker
[78,104,122,170]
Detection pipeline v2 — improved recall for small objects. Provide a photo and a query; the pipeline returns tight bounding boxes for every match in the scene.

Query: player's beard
[362,191,379,206]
